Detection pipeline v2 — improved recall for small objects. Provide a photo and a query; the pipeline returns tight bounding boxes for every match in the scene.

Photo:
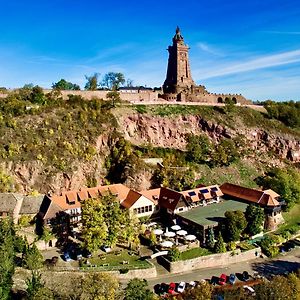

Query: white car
[243,285,256,295]
[177,281,186,293]
[189,281,196,289]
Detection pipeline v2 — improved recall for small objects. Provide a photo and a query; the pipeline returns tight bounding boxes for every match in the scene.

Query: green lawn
[279,203,300,232]
[81,250,151,271]
[180,247,212,260]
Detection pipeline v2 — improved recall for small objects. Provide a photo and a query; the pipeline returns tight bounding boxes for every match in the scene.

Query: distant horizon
[0,0,300,101]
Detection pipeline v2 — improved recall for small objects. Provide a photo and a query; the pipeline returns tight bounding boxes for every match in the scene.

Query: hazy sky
[0,0,300,101]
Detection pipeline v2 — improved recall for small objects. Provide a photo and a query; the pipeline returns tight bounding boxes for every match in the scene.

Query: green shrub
[167,247,181,262]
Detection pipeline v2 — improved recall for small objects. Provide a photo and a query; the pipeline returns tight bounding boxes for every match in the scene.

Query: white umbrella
[185,234,197,241]
[171,225,181,231]
[177,230,188,236]
[153,229,163,235]
[160,241,174,248]
[164,231,176,238]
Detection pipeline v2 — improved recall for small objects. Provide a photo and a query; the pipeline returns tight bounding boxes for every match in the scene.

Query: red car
[168,282,176,294]
[219,274,227,285]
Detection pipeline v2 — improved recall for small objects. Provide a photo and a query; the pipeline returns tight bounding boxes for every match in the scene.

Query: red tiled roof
[140,188,161,205]
[180,185,223,202]
[121,190,141,209]
[220,183,280,207]
[159,187,187,211]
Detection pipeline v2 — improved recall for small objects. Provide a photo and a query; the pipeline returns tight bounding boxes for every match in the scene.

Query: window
[145,206,149,212]
[149,205,153,211]
[141,207,145,213]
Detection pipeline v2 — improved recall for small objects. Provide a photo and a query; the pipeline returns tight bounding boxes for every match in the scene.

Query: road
[139,248,300,288]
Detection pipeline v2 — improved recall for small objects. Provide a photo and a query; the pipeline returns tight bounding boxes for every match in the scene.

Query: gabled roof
[180,185,223,202]
[220,183,280,207]
[19,195,45,215]
[140,188,161,205]
[0,193,21,213]
[159,187,187,211]
[121,190,142,209]
[46,184,131,214]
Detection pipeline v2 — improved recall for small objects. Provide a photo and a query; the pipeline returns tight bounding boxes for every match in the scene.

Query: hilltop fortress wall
[42,89,251,104]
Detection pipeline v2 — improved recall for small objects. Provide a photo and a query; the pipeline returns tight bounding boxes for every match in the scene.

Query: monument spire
[163,27,195,99]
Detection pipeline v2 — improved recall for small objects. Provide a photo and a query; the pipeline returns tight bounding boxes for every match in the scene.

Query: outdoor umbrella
[171,225,181,231]
[160,241,174,248]
[177,230,188,236]
[185,234,197,241]
[153,229,163,235]
[164,231,176,238]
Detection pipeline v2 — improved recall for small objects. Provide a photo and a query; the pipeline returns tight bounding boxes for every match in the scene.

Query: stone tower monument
[163,26,195,96]
[162,27,249,104]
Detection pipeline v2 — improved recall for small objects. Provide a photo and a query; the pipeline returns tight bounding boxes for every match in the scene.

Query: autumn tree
[80,273,119,300]
[180,281,213,300]
[81,193,139,251]
[125,278,155,300]
[81,198,108,252]
[245,204,265,236]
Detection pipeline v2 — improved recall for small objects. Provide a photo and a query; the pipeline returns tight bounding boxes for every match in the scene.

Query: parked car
[76,252,83,260]
[177,281,186,293]
[242,271,250,281]
[229,273,236,285]
[188,281,196,289]
[63,252,71,262]
[243,285,256,295]
[83,249,92,258]
[168,282,176,294]
[219,274,227,285]
[155,283,168,295]
[210,276,220,286]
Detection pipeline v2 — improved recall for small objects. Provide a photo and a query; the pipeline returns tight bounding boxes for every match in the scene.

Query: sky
[0,0,300,101]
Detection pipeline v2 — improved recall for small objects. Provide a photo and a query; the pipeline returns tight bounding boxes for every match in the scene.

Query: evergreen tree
[214,232,226,253]
[206,227,215,250]
[23,243,43,270]
[0,218,16,300]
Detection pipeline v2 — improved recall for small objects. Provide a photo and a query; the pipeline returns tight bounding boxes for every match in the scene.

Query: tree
[23,243,43,270]
[52,79,80,90]
[125,278,155,300]
[80,273,119,300]
[212,138,239,167]
[180,281,213,300]
[102,72,125,90]
[0,170,15,192]
[0,218,16,300]
[168,247,181,262]
[245,204,265,236]
[256,167,300,209]
[106,91,121,108]
[40,227,54,250]
[206,227,215,250]
[81,198,108,252]
[223,210,247,242]
[186,134,212,164]
[214,232,226,253]
[85,73,100,90]
[255,275,298,300]
[30,86,45,105]
[26,271,54,300]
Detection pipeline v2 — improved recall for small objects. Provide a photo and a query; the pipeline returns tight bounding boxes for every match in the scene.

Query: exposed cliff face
[118,114,300,162]
[2,112,300,194]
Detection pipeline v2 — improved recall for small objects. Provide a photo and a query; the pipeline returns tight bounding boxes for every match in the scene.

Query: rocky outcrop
[118,114,300,162]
